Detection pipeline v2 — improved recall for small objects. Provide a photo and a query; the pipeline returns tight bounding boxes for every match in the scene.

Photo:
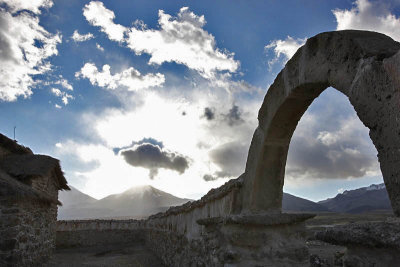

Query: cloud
[54,78,73,90]
[75,63,165,91]
[71,30,94,42]
[203,174,219,181]
[54,86,259,198]
[83,1,127,42]
[0,1,61,101]
[113,137,164,155]
[208,141,248,179]
[265,36,306,67]
[203,107,215,120]
[126,7,239,79]
[120,142,190,179]
[82,3,239,79]
[96,43,104,51]
[264,0,400,70]
[0,0,53,14]
[286,89,380,180]
[333,0,400,41]
[51,88,74,106]
[225,104,244,126]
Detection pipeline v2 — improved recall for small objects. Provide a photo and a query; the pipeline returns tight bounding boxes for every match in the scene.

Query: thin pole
[13,126,16,141]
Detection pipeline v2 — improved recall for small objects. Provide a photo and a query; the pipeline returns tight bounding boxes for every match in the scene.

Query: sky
[0,0,399,201]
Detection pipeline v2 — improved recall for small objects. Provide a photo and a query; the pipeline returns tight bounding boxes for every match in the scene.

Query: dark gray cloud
[203,107,215,120]
[113,137,164,155]
[205,141,248,181]
[203,174,218,181]
[285,89,380,179]
[286,139,377,179]
[225,105,244,126]
[120,142,190,179]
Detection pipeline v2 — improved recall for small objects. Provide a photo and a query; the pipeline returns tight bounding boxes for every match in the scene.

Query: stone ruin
[1,30,400,266]
[0,134,69,266]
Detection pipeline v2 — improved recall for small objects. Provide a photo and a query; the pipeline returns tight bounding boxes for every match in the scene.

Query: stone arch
[240,30,400,215]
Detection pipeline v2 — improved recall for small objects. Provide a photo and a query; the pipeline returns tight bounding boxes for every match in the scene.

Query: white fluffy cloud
[71,30,94,42]
[265,36,306,67]
[0,1,61,101]
[83,1,127,42]
[334,0,400,41]
[265,0,400,68]
[125,7,239,79]
[75,63,165,91]
[96,43,104,51]
[0,0,53,14]
[82,3,239,79]
[54,78,73,91]
[51,88,74,106]
[265,36,307,64]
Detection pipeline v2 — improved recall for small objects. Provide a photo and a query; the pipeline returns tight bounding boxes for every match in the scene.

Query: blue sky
[0,0,399,201]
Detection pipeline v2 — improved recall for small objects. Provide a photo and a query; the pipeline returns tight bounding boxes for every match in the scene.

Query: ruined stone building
[0,134,69,266]
[1,30,400,266]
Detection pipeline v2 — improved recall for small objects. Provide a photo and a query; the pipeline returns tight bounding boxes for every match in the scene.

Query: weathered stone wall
[56,220,144,248]
[31,174,59,200]
[0,197,57,266]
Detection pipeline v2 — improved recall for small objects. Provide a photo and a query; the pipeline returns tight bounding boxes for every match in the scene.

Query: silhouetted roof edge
[0,169,61,205]
[0,133,33,155]
[0,154,70,190]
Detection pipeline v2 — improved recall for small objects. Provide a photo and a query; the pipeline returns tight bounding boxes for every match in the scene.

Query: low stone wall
[145,175,243,239]
[56,220,144,248]
[56,177,313,266]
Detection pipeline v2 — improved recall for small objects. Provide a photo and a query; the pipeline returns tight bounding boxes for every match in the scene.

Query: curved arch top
[240,30,400,215]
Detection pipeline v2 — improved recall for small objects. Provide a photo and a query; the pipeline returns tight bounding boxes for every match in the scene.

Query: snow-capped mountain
[318,183,392,213]
[366,183,386,191]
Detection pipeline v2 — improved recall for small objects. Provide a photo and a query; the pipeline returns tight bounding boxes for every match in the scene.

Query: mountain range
[58,185,191,220]
[58,183,392,220]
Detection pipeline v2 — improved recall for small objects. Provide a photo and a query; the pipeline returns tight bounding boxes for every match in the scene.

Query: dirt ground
[46,243,164,267]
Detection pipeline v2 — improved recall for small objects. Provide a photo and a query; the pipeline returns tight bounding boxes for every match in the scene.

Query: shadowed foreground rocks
[315,218,400,266]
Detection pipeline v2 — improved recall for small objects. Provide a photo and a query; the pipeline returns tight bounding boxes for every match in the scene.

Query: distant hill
[58,185,191,220]
[58,183,393,220]
[318,183,392,213]
[59,185,97,207]
[282,193,329,213]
